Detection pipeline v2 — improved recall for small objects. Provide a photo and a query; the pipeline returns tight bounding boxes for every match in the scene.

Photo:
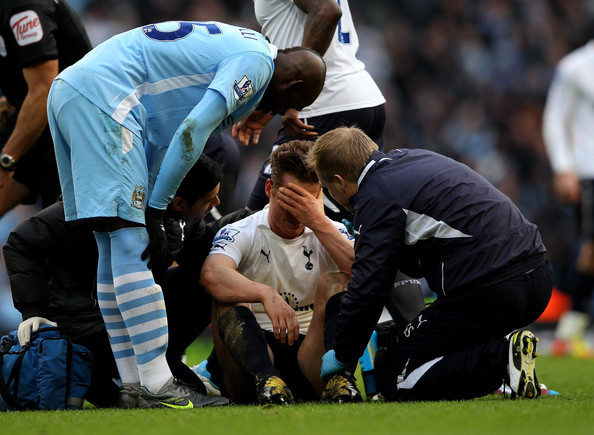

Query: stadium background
[1,0,594,334]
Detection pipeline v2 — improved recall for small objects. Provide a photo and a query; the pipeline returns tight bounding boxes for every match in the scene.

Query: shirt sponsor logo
[232,75,254,102]
[10,11,44,46]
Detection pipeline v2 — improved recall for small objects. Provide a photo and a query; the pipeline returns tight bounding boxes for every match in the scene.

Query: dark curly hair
[175,154,223,205]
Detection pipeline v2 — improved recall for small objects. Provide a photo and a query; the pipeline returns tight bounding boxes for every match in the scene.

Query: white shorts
[48,79,148,224]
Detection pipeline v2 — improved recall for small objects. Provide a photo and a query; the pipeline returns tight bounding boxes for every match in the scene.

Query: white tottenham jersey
[543,41,594,178]
[253,0,385,118]
[209,208,352,334]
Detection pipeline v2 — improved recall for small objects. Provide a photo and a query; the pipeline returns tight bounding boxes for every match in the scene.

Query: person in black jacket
[308,126,553,401]
[160,155,249,389]
[0,0,91,216]
[3,154,247,407]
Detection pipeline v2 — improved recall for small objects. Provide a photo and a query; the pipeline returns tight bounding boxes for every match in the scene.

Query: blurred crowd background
[2,0,594,332]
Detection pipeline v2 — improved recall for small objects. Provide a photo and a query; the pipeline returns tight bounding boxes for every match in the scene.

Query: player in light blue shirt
[47,20,325,409]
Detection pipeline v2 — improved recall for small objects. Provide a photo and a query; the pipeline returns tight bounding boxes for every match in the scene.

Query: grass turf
[2,338,593,435]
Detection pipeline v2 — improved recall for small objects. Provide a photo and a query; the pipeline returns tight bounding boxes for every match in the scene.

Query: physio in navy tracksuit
[310,126,553,401]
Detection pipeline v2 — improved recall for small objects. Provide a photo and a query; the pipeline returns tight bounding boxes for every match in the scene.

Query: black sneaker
[137,377,230,409]
[321,371,362,403]
[255,375,294,405]
[508,330,541,399]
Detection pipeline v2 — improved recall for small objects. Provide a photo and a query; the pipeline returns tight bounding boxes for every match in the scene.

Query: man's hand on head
[277,182,325,229]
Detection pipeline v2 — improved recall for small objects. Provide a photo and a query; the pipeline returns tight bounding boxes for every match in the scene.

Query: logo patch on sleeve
[233,75,254,102]
[213,228,240,244]
[10,10,43,46]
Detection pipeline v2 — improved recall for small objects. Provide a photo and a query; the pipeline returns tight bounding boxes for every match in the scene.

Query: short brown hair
[308,126,378,183]
[270,140,319,187]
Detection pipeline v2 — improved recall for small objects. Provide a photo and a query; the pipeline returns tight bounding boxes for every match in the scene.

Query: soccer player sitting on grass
[200,140,360,404]
[309,126,553,401]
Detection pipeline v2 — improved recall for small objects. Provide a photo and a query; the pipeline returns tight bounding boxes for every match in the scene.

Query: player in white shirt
[237,0,386,221]
[201,140,359,404]
[543,40,594,358]
[46,20,326,409]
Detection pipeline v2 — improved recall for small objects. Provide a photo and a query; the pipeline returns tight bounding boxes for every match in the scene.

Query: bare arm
[552,172,581,204]
[2,60,58,161]
[294,0,342,56]
[277,182,354,275]
[280,0,342,139]
[542,70,580,203]
[201,253,300,344]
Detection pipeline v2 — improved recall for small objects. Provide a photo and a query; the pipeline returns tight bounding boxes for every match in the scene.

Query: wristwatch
[0,153,16,171]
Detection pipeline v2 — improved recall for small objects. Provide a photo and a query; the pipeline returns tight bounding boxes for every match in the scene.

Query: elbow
[199,265,215,297]
[321,2,342,26]
[337,256,354,277]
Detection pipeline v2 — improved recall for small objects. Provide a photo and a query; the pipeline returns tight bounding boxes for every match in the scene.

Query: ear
[170,197,186,213]
[286,79,305,92]
[334,174,346,189]
[265,178,273,199]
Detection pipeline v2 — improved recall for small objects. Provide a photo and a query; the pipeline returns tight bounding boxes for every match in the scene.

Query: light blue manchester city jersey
[58,21,274,143]
[56,21,276,209]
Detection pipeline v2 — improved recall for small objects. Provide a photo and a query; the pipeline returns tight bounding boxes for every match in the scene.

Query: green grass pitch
[2,337,593,435]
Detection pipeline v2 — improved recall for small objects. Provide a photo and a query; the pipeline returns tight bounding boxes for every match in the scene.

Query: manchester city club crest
[131,185,146,210]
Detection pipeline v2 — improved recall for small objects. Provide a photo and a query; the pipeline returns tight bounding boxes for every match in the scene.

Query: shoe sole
[510,331,540,399]
[259,394,293,405]
[321,391,362,403]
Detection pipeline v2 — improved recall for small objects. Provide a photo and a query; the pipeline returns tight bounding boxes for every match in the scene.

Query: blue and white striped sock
[94,231,140,385]
[109,227,172,393]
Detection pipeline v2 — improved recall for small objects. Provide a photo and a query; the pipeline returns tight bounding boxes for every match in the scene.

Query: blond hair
[308,126,378,183]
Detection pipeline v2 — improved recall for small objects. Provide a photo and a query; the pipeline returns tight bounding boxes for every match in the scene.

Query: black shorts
[579,179,594,239]
[376,258,553,400]
[263,330,319,401]
[3,121,61,206]
[247,104,386,219]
